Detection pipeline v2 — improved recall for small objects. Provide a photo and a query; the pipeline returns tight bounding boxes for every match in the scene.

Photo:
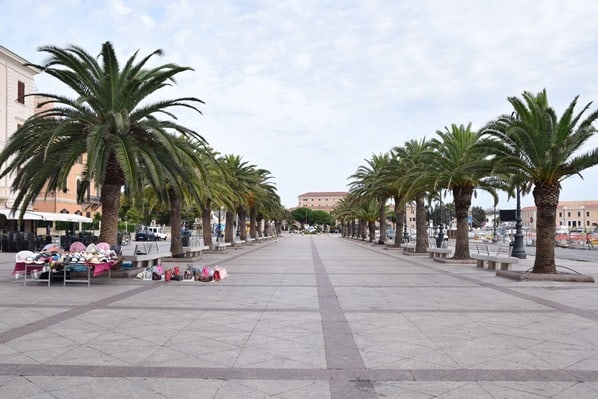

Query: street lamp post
[511,186,527,259]
[436,196,445,248]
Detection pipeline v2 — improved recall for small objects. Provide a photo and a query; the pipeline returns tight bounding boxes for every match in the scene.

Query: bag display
[213,267,228,281]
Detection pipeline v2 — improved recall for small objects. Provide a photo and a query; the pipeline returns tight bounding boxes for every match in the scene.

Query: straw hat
[88,255,101,264]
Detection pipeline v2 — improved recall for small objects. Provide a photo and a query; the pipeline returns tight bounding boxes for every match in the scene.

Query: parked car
[386,229,396,240]
[147,226,167,240]
[135,229,156,241]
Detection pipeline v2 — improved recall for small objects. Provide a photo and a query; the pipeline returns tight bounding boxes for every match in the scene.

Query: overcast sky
[2,0,598,210]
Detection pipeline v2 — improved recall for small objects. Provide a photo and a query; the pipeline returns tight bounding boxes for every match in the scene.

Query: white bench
[426,237,452,260]
[213,240,231,251]
[426,247,452,260]
[183,237,209,257]
[123,243,165,268]
[470,244,518,271]
[402,238,416,254]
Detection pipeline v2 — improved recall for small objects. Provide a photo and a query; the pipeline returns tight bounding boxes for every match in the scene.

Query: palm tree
[0,42,205,246]
[247,168,279,239]
[393,138,435,253]
[140,137,214,257]
[218,155,254,245]
[379,151,409,247]
[430,123,499,259]
[482,89,598,273]
[349,153,393,245]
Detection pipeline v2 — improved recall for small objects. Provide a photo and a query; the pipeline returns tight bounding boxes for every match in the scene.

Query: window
[587,211,590,217]
[559,212,562,217]
[578,211,581,217]
[567,212,571,217]
[17,81,25,104]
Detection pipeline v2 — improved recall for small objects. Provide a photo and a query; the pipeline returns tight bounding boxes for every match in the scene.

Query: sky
[2,0,598,211]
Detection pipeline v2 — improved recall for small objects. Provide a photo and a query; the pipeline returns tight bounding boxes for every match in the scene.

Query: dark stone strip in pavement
[310,238,378,399]
[0,302,562,315]
[2,363,598,383]
[0,285,157,344]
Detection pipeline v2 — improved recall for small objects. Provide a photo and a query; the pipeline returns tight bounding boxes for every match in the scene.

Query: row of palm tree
[338,90,598,274]
[0,42,285,256]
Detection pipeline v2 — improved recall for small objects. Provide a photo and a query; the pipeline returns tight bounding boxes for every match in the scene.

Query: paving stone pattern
[1,235,598,398]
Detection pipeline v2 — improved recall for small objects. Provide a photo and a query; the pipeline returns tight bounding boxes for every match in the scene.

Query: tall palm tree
[247,168,278,239]
[483,89,598,273]
[430,123,499,259]
[0,42,205,246]
[379,151,409,247]
[219,155,257,244]
[393,138,435,253]
[349,153,393,245]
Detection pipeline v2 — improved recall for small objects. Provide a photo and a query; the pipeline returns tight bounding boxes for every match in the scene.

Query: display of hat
[88,255,101,264]
[24,256,35,264]
[86,243,98,254]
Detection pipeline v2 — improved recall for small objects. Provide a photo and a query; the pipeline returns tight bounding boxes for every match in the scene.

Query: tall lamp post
[436,196,444,248]
[511,186,527,259]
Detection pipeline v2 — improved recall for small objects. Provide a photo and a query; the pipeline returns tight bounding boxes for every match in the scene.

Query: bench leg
[487,260,497,270]
[499,262,511,271]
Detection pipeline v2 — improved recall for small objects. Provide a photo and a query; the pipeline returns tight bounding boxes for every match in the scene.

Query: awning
[35,212,93,223]
[0,209,93,223]
[0,209,45,221]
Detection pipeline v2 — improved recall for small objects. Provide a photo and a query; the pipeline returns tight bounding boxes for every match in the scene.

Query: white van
[147,226,167,240]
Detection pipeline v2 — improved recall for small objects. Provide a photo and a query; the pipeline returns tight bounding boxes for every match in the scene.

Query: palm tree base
[497,270,594,282]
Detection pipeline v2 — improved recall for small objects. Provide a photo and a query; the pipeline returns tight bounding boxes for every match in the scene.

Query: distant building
[297,192,347,212]
[521,200,598,232]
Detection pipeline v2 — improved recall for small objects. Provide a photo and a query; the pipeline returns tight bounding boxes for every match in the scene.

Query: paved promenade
[1,234,598,398]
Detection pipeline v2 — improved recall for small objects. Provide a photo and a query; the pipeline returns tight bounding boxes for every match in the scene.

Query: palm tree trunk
[394,195,405,247]
[378,198,387,244]
[532,183,558,273]
[237,206,247,241]
[368,220,376,242]
[98,181,121,246]
[415,193,428,253]
[168,187,184,257]
[202,200,213,249]
[249,205,257,239]
[257,216,264,237]
[452,186,473,259]
[225,211,235,245]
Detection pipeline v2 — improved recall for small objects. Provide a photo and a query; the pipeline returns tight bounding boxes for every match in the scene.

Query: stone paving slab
[1,235,598,398]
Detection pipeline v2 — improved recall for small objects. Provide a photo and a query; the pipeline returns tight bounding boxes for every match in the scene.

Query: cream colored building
[521,200,598,232]
[0,45,38,209]
[297,191,347,212]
